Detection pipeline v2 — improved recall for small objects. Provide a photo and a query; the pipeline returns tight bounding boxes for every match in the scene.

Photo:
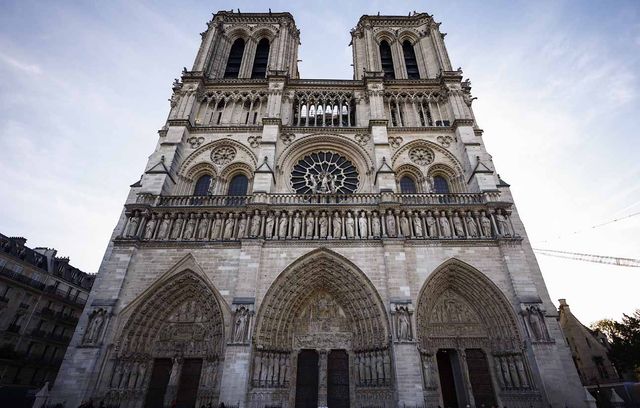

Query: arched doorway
[101,270,226,408]
[416,259,540,407]
[251,249,393,407]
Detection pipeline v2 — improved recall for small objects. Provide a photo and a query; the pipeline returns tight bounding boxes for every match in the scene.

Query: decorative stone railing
[120,192,516,243]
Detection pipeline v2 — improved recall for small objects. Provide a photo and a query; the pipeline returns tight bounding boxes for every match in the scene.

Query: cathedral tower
[51,10,586,408]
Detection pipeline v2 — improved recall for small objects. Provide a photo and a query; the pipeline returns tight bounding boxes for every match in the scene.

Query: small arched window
[251,38,270,79]
[402,40,420,79]
[379,40,395,79]
[224,38,245,79]
[194,175,212,196]
[400,176,417,194]
[228,174,249,196]
[433,176,450,194]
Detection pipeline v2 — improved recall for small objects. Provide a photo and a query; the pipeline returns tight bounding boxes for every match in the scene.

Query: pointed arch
[254,248,389,351]
[251,38,270,79]
[416,258,522,352]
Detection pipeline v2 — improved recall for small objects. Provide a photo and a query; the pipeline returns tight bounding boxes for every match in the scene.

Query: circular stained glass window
[290,151,359,194]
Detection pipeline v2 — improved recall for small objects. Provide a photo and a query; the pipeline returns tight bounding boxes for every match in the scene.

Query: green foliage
[592,310,640,380]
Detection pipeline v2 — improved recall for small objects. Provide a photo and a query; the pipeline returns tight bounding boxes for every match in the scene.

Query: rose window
[290,151,359,194]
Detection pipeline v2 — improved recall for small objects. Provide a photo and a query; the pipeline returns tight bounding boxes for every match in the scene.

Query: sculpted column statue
[143,214,158,239]
[386,210,397,237]
[125,211,140,238]
[305,212,315,238]
[157,214,172,240]
[250,210,261,237]
[211,213,222,240]
[223,213,235,240]
[452,211,465,237]
[292,212,302,238]
[439,211,452,237]
[318,211,328,238]
[345,212,355,238]
[413,211,424,237]
[237,213,248,239]
[170,213,184,240]
[183,213,196,240]
[425,211,437,237]
[399,211,411,237]
[358,211,368,238]
[371,211,381,238]
[198,213,211,240]
[496,209,511,236]
[264,211,275,239]
[465,211,479,237]
[332,211,342,238]
[278,212,288,239]
[479,210,492,237]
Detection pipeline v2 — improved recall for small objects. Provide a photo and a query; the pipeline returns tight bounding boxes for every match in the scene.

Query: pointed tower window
[194,175,212,196]
[228,174,249,196]
[224,38,245,79]
[251,38,270,79]
[433,176,450,194]
[403,40,420,79]
[379,40,395,79]
[400,176,417,194]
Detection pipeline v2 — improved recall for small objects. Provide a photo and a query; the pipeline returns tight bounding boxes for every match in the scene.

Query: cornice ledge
[453,118,475,129]
[369,119,389,128]
[262,117,282,126]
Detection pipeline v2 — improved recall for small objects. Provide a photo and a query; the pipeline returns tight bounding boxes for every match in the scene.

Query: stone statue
[439,212,452,237]
[527,306,549,341]
[83,309,105,344]
[413,212,423,237]
[332,212,342,237]
[480,211,492,237]
[425,211,436,237]
[496,209,510,236]
[233,307,249,343]
[400,212,411,237]
[223,215,235,240]
[237,213,247,238]
[309,174,318,194]
[358,212,368,238]
[211,213,222,240]
[143,215,157,239]
[278,213,288,238]
[125,212,139,238]
[250,211,261,237]
[318,212,328,237]
[452,212,464,237]
[198,213,210,240]
[386,210,397,237]
[329,173,338,193]
[170,214,184,240]
[265,212,275,238]
[183,214,196,239]
[292,212,302,238]
[157,214,171,240]
[371,212,381,237]
[421,354,437,389]
[396,307,411,341]
[345,212,355,238]
[465,213,478,237]
[305,213,314,238]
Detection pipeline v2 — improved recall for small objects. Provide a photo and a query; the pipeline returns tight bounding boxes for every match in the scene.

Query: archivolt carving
[254,248,389,351]
[416,258,522,353]
[179,138,258,178]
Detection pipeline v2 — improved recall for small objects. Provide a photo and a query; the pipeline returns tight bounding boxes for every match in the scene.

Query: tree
[592,310,640,381]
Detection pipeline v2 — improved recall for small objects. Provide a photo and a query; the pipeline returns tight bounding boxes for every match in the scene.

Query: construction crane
[533,248,640,267]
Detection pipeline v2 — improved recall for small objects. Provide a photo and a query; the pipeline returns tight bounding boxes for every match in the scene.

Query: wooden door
[295,349,319,408]
[144,358,172,408]
[327,350,350,408]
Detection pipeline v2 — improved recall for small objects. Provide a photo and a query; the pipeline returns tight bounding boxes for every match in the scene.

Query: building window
[228,174,249,196]
[251,38,270,79]
[402,40,420,79]
[433,176,450,194]
[194,175,212,196]
[379,40,395,79]
[400,176,417,194]
[224,38,245,79]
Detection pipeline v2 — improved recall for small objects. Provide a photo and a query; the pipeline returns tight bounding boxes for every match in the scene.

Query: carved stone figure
[305,213,314,238]
[143,215,157,239]
[496,209,511,236]
[278,213,288,238]
[345,212,355,238]
[452,212,464,237]
[480,211,492,237]
[413,212,423,237]
[250,211,261,237]
[421,354,437,389]
[396,307,411,341]
[318,212,328,237]
[332,212,342,237]
[125,212,140,238]
[400,212,411,237]
[170,214,184,239]
[292,212,302,238]
[439,212,452,237]
[233,307,250,343]
[83,309,106,345]
[157,214,171,240]
[198,213,210,240]
[237,213,247,238]
[371,212,381,237]
[223,214,235,240]
[265,212,275,238]
[526,306,550,341]
[425,211,436,237]
[211,213,222,240]
[358,212,368,238]
[465,213,479,237]
[386,210,397,237]
[183,214,196,239]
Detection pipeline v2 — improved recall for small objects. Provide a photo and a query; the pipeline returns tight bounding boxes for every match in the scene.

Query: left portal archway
[101,270,226,408]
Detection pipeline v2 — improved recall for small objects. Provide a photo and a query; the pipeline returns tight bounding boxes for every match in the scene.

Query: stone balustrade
[121,192,516,242]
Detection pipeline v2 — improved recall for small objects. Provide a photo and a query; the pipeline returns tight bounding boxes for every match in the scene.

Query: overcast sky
[0,0,638,325]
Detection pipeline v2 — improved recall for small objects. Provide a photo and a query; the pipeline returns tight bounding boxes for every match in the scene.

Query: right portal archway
[416,259,540,407]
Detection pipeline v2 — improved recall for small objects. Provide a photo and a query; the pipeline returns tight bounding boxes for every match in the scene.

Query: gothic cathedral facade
[51,11,586,408]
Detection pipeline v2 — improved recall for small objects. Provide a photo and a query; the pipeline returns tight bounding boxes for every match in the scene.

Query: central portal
[295,349,319,408]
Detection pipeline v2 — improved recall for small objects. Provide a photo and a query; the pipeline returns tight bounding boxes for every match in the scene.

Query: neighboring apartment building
[0,233,94,406]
